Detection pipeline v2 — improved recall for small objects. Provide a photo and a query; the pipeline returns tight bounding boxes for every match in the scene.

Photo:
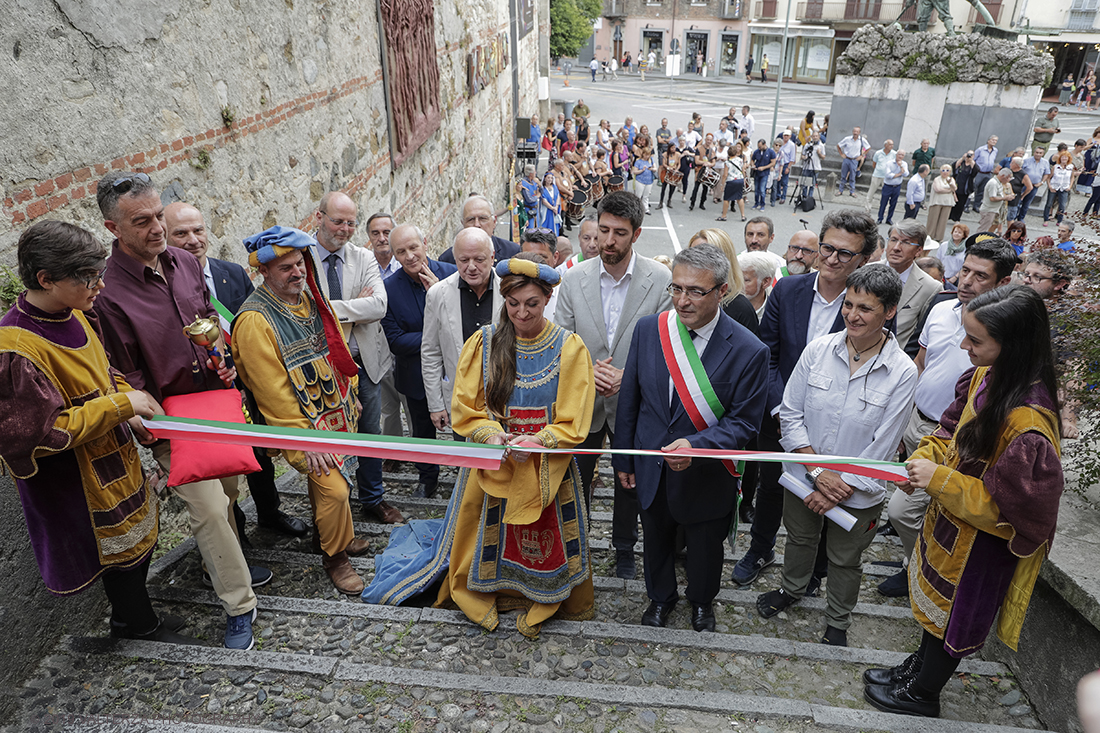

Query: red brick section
[4,71,383,227]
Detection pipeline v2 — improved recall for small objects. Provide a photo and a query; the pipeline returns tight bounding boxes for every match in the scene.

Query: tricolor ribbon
[142,416,908,481]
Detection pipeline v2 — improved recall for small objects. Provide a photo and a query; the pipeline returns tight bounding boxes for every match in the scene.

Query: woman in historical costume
[363,255,595,639]
[863,285,1063,718]
[537,172,561,234]
[0,221,196,644]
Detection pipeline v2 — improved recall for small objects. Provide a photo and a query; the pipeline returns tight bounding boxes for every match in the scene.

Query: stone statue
[893,0,996,35]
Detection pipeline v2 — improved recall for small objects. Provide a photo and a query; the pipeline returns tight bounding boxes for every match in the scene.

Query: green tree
[549,0,601,60]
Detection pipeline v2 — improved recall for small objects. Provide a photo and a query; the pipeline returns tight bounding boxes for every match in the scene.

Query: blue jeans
[840,157,859,193]
[801,171,818,198]
[1043,189,1069,223]
[878,183,901,222]
[754,172,768,208]
[354,366,385,508]
[1015,186,1038,220]
[773,169,790,203]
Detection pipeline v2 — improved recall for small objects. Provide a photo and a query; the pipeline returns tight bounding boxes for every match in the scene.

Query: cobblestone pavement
[14,462,1054,733]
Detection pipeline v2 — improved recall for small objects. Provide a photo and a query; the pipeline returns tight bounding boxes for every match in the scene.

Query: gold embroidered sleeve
[451,329,505,442]
[926,465,1011,539]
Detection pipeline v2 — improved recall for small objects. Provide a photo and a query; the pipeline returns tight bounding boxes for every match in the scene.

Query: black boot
[863,652,922,687]
[864,677,940,718]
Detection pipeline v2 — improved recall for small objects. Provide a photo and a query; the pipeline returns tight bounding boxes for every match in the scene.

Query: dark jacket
[380,259,458,400]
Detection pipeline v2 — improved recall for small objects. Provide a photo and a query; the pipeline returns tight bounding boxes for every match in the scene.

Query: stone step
[54,614,1047,732]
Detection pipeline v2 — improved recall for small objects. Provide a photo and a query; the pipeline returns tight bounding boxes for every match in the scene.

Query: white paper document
[778,471,859,532]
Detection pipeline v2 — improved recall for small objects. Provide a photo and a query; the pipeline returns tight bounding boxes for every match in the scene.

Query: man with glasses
[614,244,769,631]
[877,220,940,349]
[311,192,403,525]
[879,234,1016,597]
[92,172,265,650]
[732,209,879,591]
[1017,146,1050,221]
[556,191,673,579]
[438,195,520,265]
[784,230,820,277]
[1023,249,1075,300]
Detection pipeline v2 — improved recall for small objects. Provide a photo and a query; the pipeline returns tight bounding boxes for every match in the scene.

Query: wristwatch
[808,467,825,483]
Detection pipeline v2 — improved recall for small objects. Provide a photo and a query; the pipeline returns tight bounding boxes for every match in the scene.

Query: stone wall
[0,0,546,269]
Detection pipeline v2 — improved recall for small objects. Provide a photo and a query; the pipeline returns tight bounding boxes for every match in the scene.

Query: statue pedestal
[828,75,1042,161]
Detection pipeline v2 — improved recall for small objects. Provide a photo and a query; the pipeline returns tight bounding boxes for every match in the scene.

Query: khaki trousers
[886,406,940,563]
[780,490,884,631]
[152,442,256,617]
[304,464,356,556]
[926,204,953,242]
[865,177,884,209]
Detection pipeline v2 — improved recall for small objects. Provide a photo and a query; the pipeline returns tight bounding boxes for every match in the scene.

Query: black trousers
[748,413,828,576]
[103,554,158,634]
[640,471,731,605]
[405,395,441,487]
[233,448,285,537]
[575,422,639,548]
[915,630,962,695]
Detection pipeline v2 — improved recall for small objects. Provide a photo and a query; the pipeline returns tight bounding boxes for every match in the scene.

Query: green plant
[190,149,212,171]
[221,106,235,128]
[0,265,23,309]
[549,0,601,59]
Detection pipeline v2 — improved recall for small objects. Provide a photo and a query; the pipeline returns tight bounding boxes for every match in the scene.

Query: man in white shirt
[904,165,929,219]
[312,194,403,525]
[865,140,895,209]
[878,236,1016,597]
[716,119,736,146]
[737,106,756,141]
[556,192,673,580]
[836,127,870,197]
[774,131,798,205]
[683,121,702,151]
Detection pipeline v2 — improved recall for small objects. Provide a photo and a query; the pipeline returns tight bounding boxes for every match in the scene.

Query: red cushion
[161,389,260,487]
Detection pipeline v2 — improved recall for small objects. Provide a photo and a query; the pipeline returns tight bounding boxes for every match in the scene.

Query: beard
[787,260,810,275]
[600,246,628,267]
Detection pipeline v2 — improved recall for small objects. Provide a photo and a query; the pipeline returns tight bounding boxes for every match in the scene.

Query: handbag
[161,389,261,487]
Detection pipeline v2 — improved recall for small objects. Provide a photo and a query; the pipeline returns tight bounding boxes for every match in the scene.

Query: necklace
[848,334,884,362]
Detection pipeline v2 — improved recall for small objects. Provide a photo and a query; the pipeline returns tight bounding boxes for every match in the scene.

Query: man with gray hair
[381,225,457,498]
[977,168,1015,234]
[903,164,929,220]
[422,227,501,433]
[879,220,940,349]
[1004,156,1033,222]
[613,243,769,631]
[738,251,778,320]
[438,195,520,265]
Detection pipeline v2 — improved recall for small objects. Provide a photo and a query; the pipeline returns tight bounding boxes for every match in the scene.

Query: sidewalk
[551,63,836,98]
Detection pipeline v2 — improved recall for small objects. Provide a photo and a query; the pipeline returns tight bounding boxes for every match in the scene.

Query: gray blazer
[555,254,672,433]
[894,263,941,349]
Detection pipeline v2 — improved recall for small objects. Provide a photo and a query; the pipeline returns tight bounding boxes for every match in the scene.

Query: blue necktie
[326,253,342,301]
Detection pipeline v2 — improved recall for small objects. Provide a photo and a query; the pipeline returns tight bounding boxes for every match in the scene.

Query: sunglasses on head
[110,173,151,194]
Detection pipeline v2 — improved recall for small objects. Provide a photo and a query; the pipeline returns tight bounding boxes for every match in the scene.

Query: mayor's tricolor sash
[657,310,740,477]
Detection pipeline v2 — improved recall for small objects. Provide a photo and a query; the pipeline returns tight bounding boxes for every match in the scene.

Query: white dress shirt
[915,299,972,421]
[668,308,720,406]
[806,272,845,345]
[780,330,918,507]
[599,251,637,348]
[202,260,217,301]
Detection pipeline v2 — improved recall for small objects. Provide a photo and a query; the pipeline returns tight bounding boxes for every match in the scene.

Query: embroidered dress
[0,295,157,594]
[910,367,1062,656]
[362,322,595,638]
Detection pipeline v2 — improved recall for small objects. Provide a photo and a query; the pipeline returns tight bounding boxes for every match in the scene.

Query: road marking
[662,204,682,253]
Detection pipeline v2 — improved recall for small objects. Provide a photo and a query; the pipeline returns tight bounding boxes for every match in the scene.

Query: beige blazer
[421,272,504,414]
[895,263,942,349]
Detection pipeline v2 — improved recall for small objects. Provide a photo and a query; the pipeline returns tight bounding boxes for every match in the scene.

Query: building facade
[587,0,1092,86]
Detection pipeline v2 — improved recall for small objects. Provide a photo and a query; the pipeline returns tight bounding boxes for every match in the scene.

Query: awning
[747,22,835,38]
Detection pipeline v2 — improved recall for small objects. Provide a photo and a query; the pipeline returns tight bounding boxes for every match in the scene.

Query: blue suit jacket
[381,259,457,400]
[611,312,769,525]
[760,272,897,411]
[208,257,254,314]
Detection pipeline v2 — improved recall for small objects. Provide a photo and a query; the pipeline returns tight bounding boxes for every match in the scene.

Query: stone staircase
[16,461,1054,733]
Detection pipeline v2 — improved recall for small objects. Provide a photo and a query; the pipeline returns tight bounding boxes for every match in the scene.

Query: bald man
[164,202,308,539]
[438,195,520,265]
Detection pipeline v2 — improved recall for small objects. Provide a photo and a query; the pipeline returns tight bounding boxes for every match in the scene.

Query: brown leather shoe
[363,501,405,525]
[345,537,370,557]
[323,551,364,595]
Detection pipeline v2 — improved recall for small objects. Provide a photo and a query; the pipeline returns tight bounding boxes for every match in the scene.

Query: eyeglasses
[322,212,357,228]
[787,244,817,256]
[667,283,720,300]
[110,173,151,194]
[1022,272,1055,283]
[72,268,106,289]
[818,243,860,263]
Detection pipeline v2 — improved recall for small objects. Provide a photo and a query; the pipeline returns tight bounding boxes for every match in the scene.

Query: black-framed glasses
[322,212,357,228]
[667,283,719,301]
[819,243,860,263]
[1022,271,1055,283]
[110,173,151,194]
[71,268,106,289]
[787,244,817,256]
